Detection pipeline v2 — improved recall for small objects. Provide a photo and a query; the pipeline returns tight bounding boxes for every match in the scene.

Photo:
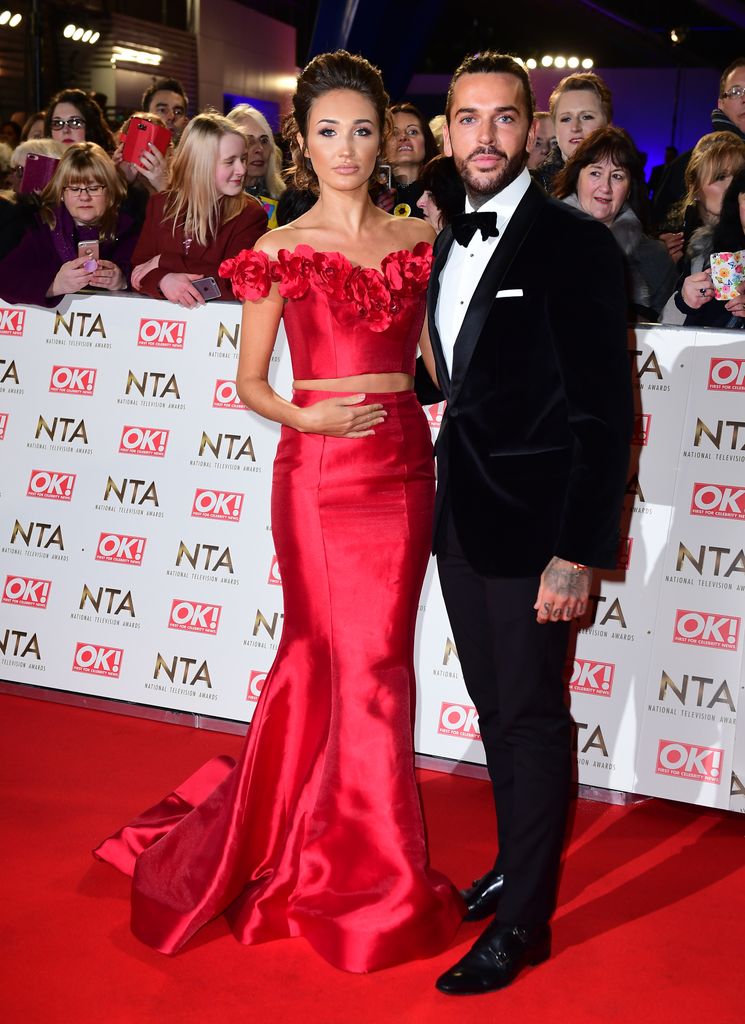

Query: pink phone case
[19,154,59,194]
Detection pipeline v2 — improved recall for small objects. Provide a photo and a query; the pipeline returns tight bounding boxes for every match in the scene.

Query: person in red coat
[131,112,267,306]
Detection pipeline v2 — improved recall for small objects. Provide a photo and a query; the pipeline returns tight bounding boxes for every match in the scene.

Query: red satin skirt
[94,390,463,973]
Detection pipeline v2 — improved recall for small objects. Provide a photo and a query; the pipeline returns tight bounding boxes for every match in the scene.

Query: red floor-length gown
[94,242,463,972]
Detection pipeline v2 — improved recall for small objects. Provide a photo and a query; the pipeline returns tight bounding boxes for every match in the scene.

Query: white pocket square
[495,288,524,298]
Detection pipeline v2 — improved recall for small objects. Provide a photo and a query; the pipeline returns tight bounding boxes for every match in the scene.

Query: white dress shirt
[435,166,532,377]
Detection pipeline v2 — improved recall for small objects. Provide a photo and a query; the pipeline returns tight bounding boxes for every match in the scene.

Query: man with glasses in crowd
[654,57,745,227]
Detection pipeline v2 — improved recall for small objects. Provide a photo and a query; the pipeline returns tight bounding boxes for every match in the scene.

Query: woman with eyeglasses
[130,112,267,307]
[44,89,115,154]
[0,142,141,306]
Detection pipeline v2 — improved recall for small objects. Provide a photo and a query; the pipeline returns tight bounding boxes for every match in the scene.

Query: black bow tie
[451,211,499,246]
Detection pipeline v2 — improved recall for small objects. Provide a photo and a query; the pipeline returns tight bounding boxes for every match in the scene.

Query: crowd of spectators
[0,59,743,325]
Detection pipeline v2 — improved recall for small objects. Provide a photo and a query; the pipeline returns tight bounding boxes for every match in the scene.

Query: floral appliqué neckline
[220,242,432,332]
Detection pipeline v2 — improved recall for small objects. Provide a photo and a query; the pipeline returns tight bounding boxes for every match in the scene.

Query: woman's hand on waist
[296,394,387,438]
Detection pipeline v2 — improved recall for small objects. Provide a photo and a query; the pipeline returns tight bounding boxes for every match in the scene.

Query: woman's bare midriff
[293,372,413,393]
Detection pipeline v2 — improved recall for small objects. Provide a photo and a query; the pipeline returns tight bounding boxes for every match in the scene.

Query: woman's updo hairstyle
[283,49,390,194]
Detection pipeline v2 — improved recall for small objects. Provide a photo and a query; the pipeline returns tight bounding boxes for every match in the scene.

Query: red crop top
[219,242,432,379]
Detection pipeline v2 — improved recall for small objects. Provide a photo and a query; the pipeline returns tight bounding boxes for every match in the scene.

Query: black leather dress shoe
[435,921,551,995]
[460,868,504,921]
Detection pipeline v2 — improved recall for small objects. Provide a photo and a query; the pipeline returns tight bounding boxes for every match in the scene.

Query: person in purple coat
[0,142,140,307]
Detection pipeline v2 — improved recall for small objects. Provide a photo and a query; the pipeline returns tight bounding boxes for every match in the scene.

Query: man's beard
[455,146,527,207]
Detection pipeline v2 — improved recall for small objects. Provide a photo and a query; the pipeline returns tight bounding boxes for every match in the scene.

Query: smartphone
[78,240,100,261]
[192,276,222,301]
[121,117,172,166]
[377,163,392,189]
[19,153,59,194]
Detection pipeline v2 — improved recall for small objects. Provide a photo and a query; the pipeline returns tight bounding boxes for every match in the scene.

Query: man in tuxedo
[425,53,633,995]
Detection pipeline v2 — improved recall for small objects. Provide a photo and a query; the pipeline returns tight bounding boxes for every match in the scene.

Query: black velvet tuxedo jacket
[427,181,633,577]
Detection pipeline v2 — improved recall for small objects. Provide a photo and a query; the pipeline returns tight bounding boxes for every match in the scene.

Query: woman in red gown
[94,50,462,973]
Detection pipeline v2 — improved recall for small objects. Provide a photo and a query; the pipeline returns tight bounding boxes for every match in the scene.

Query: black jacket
[427,181,633,576]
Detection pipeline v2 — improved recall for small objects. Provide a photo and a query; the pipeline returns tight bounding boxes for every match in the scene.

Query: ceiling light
[9,10,19,25]
[73,27,84,41]
[64,23,76,38]
[568,56,579,68]
[82,29,92,42]
[89,31,100,45]
[111,45,163,66]
[554,56,567,68]
[541,55,553,67]
[581,58,594,69]
[526,58,537,70]
[0,11,10,25]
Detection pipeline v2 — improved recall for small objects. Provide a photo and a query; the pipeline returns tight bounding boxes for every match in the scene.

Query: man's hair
[720,58,745,98]
[445,53,535,124]
[141,77,189,112]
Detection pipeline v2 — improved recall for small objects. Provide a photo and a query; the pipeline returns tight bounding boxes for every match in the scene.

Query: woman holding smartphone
[130,112,267,306]
[0,142,140,306]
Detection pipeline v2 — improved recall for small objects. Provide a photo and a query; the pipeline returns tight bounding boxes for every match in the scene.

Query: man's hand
[534,556,591,623]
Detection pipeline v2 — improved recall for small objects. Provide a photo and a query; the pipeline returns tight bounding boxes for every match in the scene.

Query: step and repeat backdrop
[1,294,743,812]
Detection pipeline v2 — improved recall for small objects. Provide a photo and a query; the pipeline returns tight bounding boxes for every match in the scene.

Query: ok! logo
[95,532,146,566]
[656,739,723,785]
[690,482,745,521]
[2,575,51,608]
[26,468,76,501]
[213,379,247,410]
[438,701,480,739]
[673,609,740,651]
[72,641,123,678]
[191,488,244,522]
[168,599,221,635]
[49,365,97,396]
[137,317,186,348]
[708,357,745,392]
[569,658,615,697]
[119,425,169,457]
[247,670,267,702]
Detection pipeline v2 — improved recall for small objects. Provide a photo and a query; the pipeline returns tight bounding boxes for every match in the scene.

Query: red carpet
[2,691,744,1023]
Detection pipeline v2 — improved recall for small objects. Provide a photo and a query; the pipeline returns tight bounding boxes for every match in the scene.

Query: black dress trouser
[436,507,573,928]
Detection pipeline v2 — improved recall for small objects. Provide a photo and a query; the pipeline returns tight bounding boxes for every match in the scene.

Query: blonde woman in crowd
[130,111,267,306]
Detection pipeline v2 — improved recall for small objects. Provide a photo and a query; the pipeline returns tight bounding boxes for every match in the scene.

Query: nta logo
[268,555,282,586]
